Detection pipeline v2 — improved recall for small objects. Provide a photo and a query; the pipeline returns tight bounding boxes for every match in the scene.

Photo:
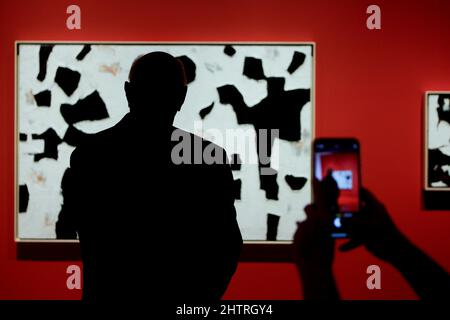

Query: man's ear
[177,86,188,111]
[124,81,133,108]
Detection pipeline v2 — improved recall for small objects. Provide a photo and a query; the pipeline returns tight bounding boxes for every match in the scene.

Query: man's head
[125,52,188,124]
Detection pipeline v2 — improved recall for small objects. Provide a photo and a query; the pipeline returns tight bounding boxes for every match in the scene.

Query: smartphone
[313,138,361,238]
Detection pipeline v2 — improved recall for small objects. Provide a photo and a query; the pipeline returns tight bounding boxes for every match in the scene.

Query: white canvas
[16,43,314,241]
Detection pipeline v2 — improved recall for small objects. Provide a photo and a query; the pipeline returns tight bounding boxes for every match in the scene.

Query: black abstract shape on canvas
[60,90,109,125]
[218,76,310,199]
[19,133,27,142]
[34,90,51,107]
[218,79,310,141]
[287,51,306,74]
[260,171,279,200]
[266,213,280,241]
[437,94,450,125]
[229,153,242,171]
[233,179,242,200]
[19,184,29,213]
[285,175,308,190]
[224,45,236,57]
[428,148,450,187]
[63,125,93,147]
[31,128,62,162]
[37,45,54,81]
[243,57,265,80]
[76,45,92,61]
[177,55,196,84]
[199,102,214,119]
[55,66,81,97]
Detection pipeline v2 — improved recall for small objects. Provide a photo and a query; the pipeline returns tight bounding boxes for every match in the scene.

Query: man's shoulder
[71,128,111,153]
[69,124,126,169]
[71,115,132,157]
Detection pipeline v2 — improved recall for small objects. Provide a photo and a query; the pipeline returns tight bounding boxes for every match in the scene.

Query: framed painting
[425,92,450,191]
[15,42,315,253]
[424,92,450,210]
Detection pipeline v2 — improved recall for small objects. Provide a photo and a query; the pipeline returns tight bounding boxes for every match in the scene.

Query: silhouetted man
[322,169,340,213]
[61,52,242,303]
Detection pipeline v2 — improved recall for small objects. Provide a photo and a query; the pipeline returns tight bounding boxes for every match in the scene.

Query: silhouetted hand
[294,181,334,271]
[340,188,450,300]
[293,179,339,300]
[339,188,409,263]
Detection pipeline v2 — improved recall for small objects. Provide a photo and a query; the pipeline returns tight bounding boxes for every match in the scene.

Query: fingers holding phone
[341,188,409,262]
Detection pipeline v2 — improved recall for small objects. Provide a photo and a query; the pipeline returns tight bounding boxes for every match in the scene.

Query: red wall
[1,0,450,300]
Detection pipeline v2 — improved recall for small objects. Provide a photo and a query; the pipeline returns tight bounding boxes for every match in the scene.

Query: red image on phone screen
[314,151,360,213]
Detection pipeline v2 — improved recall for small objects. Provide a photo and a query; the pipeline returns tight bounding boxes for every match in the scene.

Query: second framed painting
[425,91,450,191]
